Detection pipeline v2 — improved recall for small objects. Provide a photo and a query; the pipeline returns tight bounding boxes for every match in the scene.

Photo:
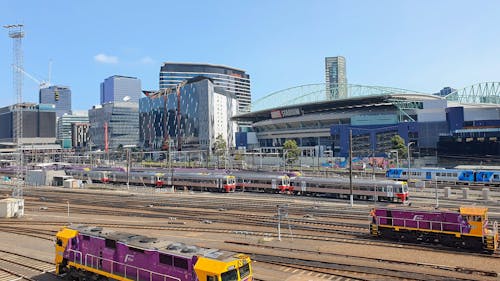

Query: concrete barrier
[444,187,452,198]
[462,188,469,200]
[482,188,490,201]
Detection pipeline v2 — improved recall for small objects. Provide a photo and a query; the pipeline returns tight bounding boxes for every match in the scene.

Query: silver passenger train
[291,176,409,203]
[65,168,408,202]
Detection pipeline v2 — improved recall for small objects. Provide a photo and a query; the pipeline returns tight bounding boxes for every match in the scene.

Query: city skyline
[1,1,500,111]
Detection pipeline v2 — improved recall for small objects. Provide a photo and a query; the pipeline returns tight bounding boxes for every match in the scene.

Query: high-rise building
[57,111,89,148]
[100,75,142,104]
[39,85,72,117]
[159,62,251,114]
[325,56,347,99]
[89,102,139,150]
[0,103,56,143]
[140,77,238,152]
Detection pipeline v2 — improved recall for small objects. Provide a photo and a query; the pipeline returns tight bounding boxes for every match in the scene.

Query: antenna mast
[4,24,25,198]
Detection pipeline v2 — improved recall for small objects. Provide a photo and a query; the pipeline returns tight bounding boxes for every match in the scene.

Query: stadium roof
[234,90,441,122]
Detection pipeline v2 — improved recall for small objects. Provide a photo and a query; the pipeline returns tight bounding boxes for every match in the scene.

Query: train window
[173,257,188,270]
[82,235,90,240]
[221,268,238,281]
[239,263,251,278]
[105,239,116,249]
[402,172,406,176]
[159,253,173,265]
[56,239,63,246]
[130,247,144,253]
[207,276,217,281]
[494,175,499,179]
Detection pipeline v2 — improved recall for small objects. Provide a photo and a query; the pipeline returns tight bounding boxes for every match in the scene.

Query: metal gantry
[445,82,500,105]
[4,24,25,198]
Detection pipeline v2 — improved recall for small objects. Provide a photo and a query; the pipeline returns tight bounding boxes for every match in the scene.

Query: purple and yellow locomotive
[370,206,499,252]
[55,225,252,281]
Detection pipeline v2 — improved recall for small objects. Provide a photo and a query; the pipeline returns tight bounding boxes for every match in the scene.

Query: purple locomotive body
[372,208,471,234]
[65,228,197,281]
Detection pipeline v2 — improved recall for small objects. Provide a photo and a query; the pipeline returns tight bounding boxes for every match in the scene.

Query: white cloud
[94,53,119,64]
[139,56,155,64]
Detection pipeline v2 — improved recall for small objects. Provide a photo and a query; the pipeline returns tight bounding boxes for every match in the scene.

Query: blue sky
[1,1,499,110]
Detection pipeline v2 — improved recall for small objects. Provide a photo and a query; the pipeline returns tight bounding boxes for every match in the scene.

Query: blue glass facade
[100,75,142,104]
[140,78,237,151]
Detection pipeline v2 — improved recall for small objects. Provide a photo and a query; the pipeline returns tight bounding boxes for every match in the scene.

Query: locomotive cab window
[56,239,63,246]
[173,257,188,270]
[105,239,116,249]
[207,276,217,281]
[159,253,173,265]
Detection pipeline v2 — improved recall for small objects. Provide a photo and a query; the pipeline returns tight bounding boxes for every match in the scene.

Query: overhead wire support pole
[349,129,353,207]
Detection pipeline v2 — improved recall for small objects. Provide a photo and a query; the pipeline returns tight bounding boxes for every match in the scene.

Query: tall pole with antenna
[4,24,25,199]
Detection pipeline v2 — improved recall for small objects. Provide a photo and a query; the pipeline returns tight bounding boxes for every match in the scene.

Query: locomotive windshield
[221,268,238,281]
[239,263,251,278]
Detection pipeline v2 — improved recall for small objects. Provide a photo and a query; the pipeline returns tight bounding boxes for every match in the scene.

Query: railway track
[227,241,498,279]
[0,249,56,281]
[1,186,498,281]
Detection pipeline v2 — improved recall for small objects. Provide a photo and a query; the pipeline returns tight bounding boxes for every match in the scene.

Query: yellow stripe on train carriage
[376,225,483,238]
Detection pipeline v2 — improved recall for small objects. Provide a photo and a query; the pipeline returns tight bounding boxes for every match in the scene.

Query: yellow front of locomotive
[54,227,78,275]
[194,254,252,281]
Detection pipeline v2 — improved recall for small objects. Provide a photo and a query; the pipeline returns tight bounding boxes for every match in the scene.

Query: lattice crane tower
[4,24,24,198]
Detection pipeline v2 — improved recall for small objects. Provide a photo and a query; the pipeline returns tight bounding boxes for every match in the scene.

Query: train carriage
[66,169,111,183]
[475,170,500,184]
[55,224,252,281]
[291,177,408,203]
[107,171,164,187]
[162,172,236,192]
[231,171,292,193]
[370,206,499,252]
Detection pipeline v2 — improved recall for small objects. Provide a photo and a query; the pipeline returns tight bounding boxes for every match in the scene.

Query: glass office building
[159,62,250,114]
[39,85,72,117]
[100,75,142,104]
[141,77,237,152]
[88,102,139,150]
[325,56,347,99]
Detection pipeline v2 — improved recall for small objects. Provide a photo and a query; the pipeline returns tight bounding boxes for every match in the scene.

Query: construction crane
[4,23,24,199]
[13,65,51,89]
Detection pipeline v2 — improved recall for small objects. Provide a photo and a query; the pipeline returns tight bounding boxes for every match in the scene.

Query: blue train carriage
[370,206,499,252]
[385,168,476,183]
[475,170,500,185]
[55,225,253,281]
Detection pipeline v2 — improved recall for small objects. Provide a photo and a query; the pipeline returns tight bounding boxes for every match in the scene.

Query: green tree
[213,134,227,168]
[213,134,227,157]
[283,140,301,165]
[390,135,407,160]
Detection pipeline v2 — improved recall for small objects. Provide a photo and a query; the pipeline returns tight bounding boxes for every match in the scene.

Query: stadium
[234,82,500,166]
